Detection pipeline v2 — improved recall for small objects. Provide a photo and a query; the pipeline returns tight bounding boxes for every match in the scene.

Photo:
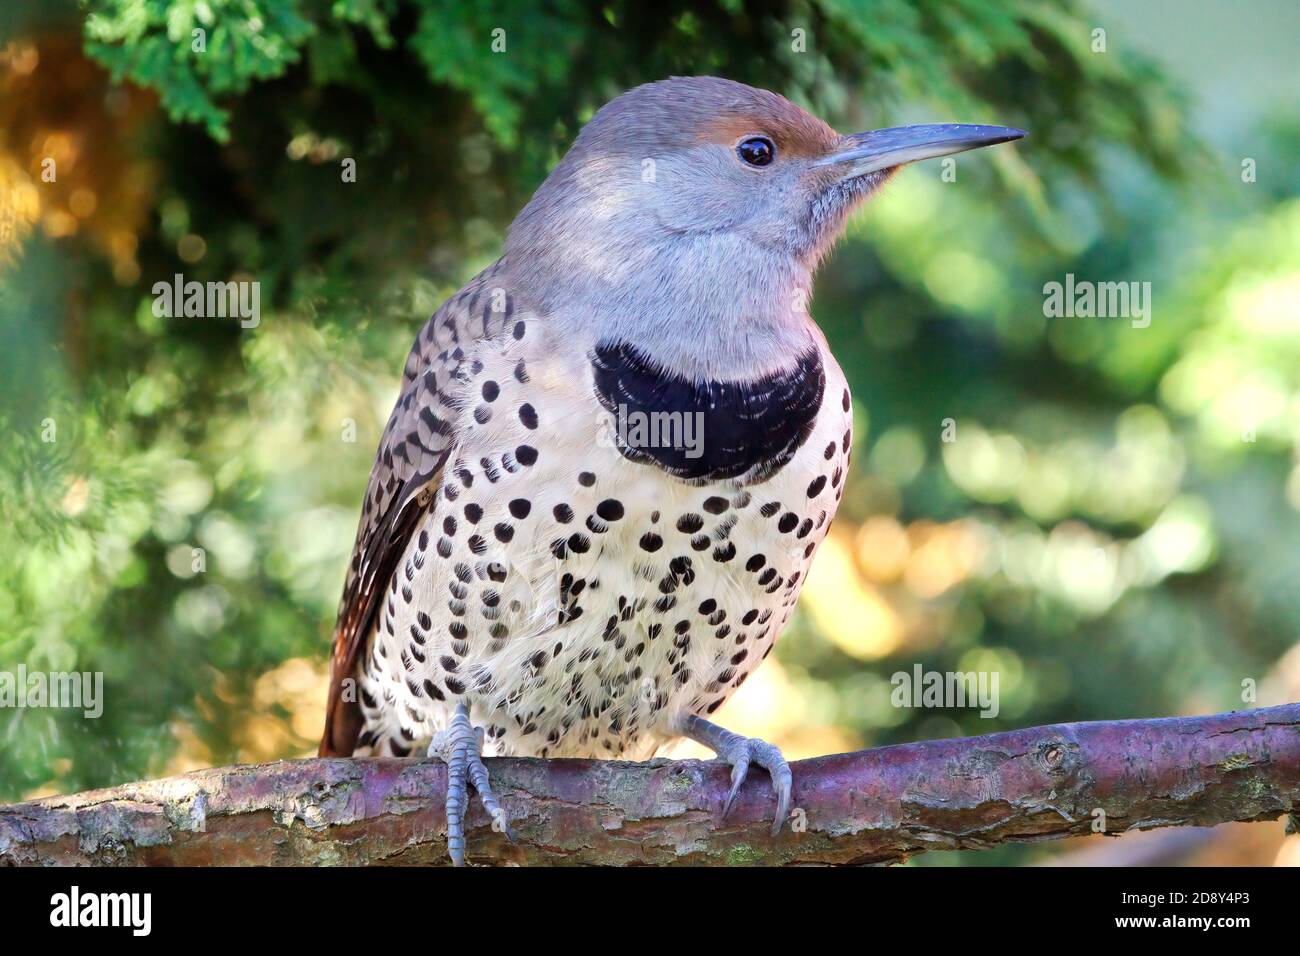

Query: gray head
[504,77,1023,380]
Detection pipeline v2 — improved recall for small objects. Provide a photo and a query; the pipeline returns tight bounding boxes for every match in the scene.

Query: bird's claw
[428,703,513,866]
[717,734,793,837]
[683,715,792,836]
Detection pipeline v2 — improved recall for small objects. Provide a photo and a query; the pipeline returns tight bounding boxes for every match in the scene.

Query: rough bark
[2,703,1297,866]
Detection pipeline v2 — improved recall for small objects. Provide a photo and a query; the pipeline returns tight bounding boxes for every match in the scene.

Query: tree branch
[2,703,1297,865]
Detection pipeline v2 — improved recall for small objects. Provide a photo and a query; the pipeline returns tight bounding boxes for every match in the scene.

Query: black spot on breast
[578,471,596,487]
[596,499,625,521]
[591,341,824,483]
[676,513,704,534]
[702,496,729,514]
[519,403,538,429]
[554,503,574,523]
[509,498,532,519]
[515,445,538,466]
[464,503,483,523]
[640,532,663,552]
[482,380,499,402]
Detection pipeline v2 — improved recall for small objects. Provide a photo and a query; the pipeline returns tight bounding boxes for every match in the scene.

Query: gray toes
[468,748,515,843]
[682,716,793,838]
[752,742,792,836]
[720,737,792,835]
[769,767,793,837]
[429,706,511,865]
[721,754,752,819]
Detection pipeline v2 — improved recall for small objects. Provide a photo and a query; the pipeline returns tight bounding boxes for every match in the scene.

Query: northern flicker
[321,76,1023,865]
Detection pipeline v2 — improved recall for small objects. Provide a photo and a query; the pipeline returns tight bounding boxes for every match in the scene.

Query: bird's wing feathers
[321,259,518,755]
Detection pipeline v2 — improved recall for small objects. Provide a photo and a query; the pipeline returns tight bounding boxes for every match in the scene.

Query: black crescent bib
[591,341,825,484]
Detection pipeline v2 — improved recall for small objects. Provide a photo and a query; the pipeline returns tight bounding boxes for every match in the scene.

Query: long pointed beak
[816,123,1026,178]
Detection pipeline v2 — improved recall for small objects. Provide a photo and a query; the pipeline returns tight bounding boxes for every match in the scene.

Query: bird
[320,76,1024,865]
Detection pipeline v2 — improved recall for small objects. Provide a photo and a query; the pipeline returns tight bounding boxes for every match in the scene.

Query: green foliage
[77,0,1193,175]
[85,0,316,140]
[409,0,583,146]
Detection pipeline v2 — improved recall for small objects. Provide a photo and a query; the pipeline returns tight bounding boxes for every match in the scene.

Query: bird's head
[506,77,1024,378]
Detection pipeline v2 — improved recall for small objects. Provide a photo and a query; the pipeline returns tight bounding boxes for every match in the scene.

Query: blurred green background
[1,0,1297,865]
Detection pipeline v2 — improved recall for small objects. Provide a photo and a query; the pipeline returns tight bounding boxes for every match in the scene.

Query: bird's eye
[736,136,775,167]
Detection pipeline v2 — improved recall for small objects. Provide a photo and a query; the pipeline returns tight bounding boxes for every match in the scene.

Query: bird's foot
[427,703,514,866]
[683,715,792,836]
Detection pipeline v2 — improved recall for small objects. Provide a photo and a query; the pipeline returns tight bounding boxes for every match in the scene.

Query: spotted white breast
[353,305,852,760]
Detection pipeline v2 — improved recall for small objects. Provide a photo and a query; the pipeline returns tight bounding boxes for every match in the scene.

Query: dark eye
[736,136,775,167]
